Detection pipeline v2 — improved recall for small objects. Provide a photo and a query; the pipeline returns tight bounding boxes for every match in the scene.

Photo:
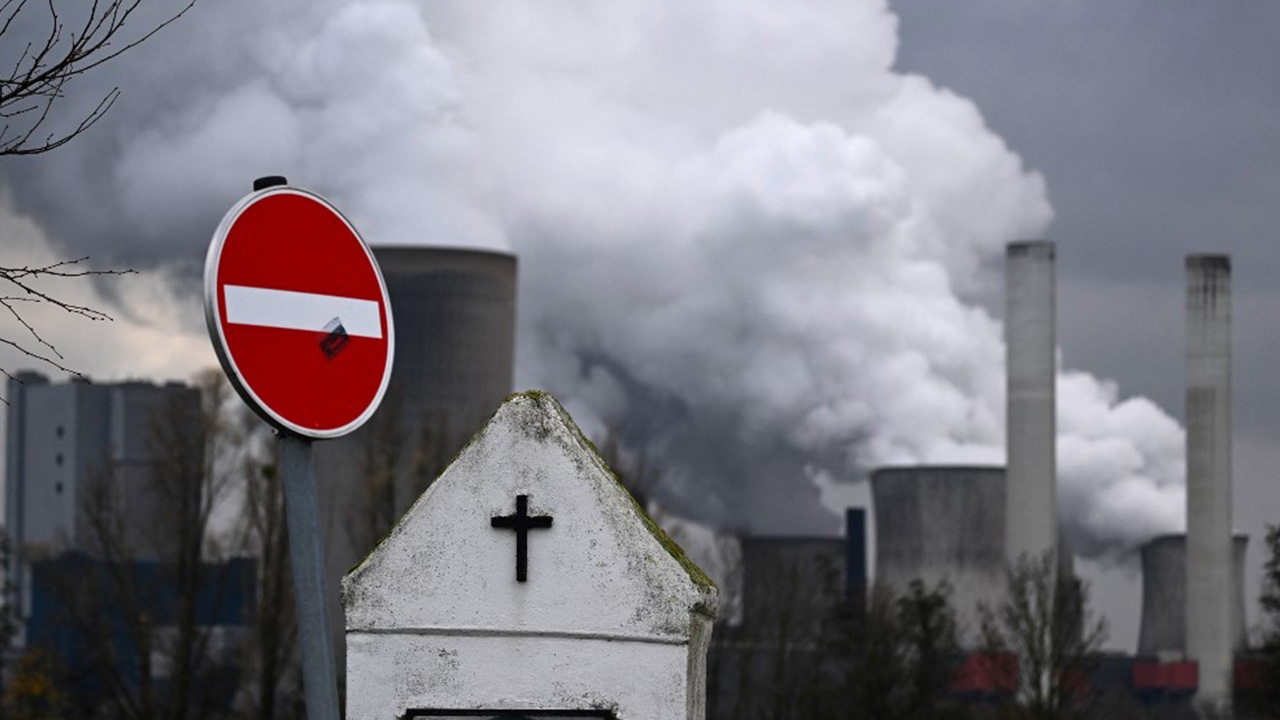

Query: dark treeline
[704,545,1278,720]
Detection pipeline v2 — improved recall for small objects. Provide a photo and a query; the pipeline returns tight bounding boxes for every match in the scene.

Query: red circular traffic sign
[204,186,394,439]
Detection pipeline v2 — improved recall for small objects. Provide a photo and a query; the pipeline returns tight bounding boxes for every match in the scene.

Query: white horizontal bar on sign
[223,285,382,338]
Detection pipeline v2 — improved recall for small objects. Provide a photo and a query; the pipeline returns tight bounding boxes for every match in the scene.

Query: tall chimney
[1005,241,1056,564]
[1185,254,1233,704]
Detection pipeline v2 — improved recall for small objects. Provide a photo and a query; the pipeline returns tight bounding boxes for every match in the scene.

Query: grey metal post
[280,433,341,720]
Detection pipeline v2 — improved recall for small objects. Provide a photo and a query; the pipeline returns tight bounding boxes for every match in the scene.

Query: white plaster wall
[344,392,716,720]
[347,632,691,720]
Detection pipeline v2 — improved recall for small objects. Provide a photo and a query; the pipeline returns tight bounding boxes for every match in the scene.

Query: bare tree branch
[0,257,134,389]
[0,0,196,389]
[0,0,197,156]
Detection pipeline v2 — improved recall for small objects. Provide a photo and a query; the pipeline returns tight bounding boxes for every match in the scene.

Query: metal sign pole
[206,176,391,720]
[280,433,341,720]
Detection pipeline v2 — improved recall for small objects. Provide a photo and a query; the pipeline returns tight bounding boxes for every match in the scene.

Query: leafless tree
[594,423,661,511]
[344,400,451,558]
[0,0,197,385]
[0,257,133,384]
[1250,524,1280,719]
[0,0,196,156]
[47,371,242,720]
[226,396,301,720]
[979,552,1108,720]
[706,543,851,720]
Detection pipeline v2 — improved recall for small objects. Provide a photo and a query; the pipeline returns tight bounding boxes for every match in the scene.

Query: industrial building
[870,465,1004,640]
[0,243,521,699]
[1138,534,1249,660]
[3,372,253,707]
[5,229,1254,713]
[25,553,254,706]
[706,246,1257,716]
[707,513,865,720]
[4,373,204,617]
[872,249,1250,708]
[5,373,201,559]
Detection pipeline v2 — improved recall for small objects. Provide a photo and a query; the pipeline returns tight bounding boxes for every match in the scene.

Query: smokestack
[1185,254,1233,703]
[1005,241,1056,564]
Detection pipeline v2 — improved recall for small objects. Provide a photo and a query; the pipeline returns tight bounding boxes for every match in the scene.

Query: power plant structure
[4,373,203,576]
[313,245,517,527]
[313,245,518,675]
[855,247,1252,708]
[1005,241,1057,565]
[1137,533,1249,660]
[1184,254,1235,704]
[740,536,849,631]
[2,226,1256,710]
[870,465,1005,640]
[3,374,254,702]
[369,246,519,455]
[870,242,1055,642]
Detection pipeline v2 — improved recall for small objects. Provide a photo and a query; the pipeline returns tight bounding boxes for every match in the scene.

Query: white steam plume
[1,0,1185,557]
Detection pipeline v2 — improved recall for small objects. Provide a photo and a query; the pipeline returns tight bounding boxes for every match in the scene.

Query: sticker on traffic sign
[204,185,394,439]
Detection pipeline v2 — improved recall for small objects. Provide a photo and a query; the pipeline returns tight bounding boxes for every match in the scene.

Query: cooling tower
[1005,241,1056,564]
[1184,254,1233,702]
[871,466,1005,642]
[1137,534,1248,659]
[740,536,847,635]
[371,246,518,450]
[318,244,516,520]
[314,246,517,676]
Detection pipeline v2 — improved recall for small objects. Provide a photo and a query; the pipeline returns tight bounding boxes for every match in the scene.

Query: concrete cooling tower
[314,246,517,675]
[871,465,1005,642]
[317,244,517,522]
[315,246,516,523]
[370,246,518,452]
[1137,534,1248,660]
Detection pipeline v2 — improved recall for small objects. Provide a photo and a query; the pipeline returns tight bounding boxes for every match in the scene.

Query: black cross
[490,494,553,582]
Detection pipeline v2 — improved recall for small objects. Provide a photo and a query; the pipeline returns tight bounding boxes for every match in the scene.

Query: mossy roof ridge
[345,390,717,599]
[524,391,717,594]
[346,394,510,575]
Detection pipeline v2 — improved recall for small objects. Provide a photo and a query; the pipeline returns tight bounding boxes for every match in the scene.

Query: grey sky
[893,0,1280,431]
[891,0,1280,646]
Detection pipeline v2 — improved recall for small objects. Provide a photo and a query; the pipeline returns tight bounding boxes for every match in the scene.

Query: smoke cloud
[1,0,1185,557]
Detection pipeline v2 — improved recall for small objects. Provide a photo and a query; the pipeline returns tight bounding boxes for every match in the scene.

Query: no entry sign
[204,185,394,439]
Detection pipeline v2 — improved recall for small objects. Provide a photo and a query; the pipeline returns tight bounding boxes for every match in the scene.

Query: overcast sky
[894,0,1280,424]
[890,0,1280,648]
[1,0,1277,651]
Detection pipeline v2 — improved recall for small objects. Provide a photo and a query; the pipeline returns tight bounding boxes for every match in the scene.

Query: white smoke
[1,0,1186,556]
